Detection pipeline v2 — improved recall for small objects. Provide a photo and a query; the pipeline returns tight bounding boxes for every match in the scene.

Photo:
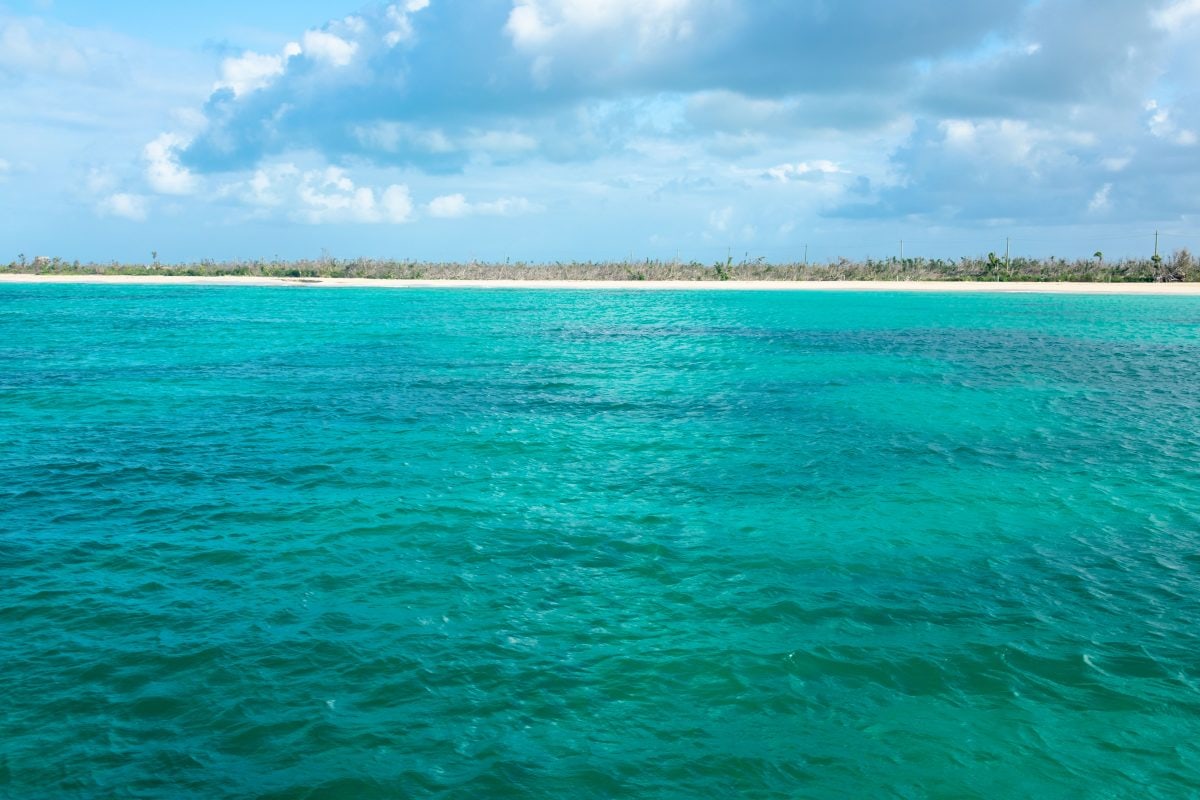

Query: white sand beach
[3,274,1200,294]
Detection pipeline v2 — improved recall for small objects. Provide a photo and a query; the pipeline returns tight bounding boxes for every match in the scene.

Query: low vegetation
[4,250,1198,282]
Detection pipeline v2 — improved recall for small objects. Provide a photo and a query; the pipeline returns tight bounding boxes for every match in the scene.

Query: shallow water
[2,285,1200,798]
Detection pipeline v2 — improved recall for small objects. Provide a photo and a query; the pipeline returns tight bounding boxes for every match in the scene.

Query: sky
[2,0,1200,264]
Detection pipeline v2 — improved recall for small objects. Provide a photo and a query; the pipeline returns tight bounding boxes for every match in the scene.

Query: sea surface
[2,285,1200,799]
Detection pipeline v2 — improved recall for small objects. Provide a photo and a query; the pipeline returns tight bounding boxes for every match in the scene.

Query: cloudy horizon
[2,0,1199,263]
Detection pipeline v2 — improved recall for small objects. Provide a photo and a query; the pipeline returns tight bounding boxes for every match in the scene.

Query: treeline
[4,250,1198,282]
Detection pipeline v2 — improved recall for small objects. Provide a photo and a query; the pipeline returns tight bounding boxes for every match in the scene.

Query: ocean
[3,284,1199,798]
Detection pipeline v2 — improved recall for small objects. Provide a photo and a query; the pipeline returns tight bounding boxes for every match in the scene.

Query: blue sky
[2,0,1200,263]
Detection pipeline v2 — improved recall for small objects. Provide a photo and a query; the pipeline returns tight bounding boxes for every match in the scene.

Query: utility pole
[1005,237,1010,272]
[899,240,904,261]
[1152,230,1162,281]
[803,244,808,266]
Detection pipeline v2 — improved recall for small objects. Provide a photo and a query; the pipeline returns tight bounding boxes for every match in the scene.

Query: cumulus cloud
[1088,183,1113,213]
[506,0,700,48]
[179,1,1037,175]
[350,122,543,168]
[1153,0,1200,32]
[220,164,413,224]
[301,29,358,67]
[426,192,470,218]
[144,133,198,194]
[510,0,1033,95]
[708,205,733,232]
[0,17,93,78]
[764,161,843,182]
[218,163,299,209]
[832,117,1105,222]
[427,193,539,218]
[1145,99,1198,145]
[506,0,704,84]
[67,0,1200,241]
[215,46,299,98]
[97,193,148,221]
[920,0,1162,120]
[385,0,432,46]
[293,168,413,224]
[936,119,1078,169]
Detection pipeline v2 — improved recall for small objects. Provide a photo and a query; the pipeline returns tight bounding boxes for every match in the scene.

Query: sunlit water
[3,285,1200,798]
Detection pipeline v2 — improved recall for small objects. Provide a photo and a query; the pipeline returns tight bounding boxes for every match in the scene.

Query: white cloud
[144,133,197,195]
[85,167,116,194]
[385,0,432,47]
[427,193,539,218]
[0,158,10,181]
[480,196,538,215]
[218,164,413,224]
[702,206,758,242]
[97,193,148,221]
[302,30,358,67]
[353,122,541,160]
[338,15,368,35]
[1145,99,1198,145]
[1153,0,1200,32]
[940,119,980,147]
[708,205,733,232]
[293,168,412,224]
[428,193,470,218]
[506,3,548,47]
[935,118,1095,173]
[218,163,300,208]
[505,0,702,82]
[247,165,293,206]
[215,47,298,97]
[298,167,375,222]
[380,184,416,222]
[0,18,91,77]
[1087,183,1113,213]
[764,160,842,182]
[506,0,699,49]
[24,0,1200,256]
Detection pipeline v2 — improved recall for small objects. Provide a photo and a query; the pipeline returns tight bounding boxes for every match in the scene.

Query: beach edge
[3,274,1200,294]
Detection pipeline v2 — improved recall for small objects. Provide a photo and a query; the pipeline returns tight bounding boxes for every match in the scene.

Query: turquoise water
[3,285,1200,798]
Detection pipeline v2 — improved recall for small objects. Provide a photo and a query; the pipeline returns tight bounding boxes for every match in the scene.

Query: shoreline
[3,273,1200,294]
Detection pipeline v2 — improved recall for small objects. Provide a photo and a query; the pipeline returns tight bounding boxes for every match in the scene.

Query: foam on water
[2,285,1200,798]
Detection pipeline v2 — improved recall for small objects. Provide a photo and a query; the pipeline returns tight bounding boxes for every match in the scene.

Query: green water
[2,285,1200,798]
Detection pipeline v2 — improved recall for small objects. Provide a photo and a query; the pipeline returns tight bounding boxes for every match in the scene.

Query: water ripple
[2,287,1200,797]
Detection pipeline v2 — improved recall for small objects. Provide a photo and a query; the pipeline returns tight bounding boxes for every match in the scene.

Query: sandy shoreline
[3,273,1200,294]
